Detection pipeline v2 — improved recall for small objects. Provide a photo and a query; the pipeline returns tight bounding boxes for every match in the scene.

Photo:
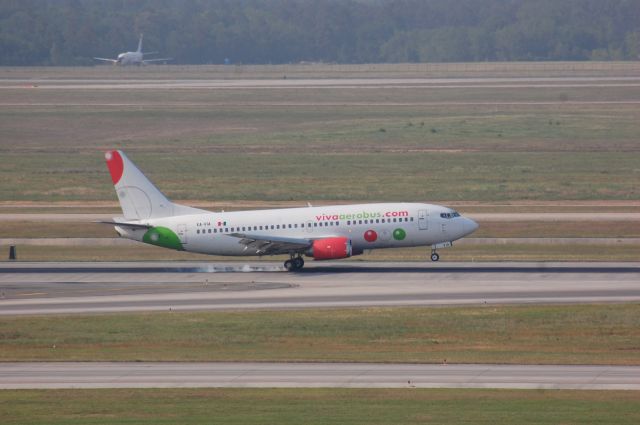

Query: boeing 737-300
[94,34,172,66]
[103,150,478,270]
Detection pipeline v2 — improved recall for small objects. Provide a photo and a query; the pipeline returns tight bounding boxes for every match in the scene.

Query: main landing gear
[284,255,305,271]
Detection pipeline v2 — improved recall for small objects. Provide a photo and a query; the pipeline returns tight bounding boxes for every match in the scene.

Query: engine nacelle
[306,237,353,260]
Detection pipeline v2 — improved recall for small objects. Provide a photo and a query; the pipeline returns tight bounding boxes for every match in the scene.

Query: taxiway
[1,362,638,390]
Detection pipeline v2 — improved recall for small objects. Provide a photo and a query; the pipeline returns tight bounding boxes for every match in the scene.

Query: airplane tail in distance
[137,34,143,53]
[105,150,205,221]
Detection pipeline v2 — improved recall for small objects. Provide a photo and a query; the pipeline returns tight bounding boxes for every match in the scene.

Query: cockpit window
[440,211,461,219]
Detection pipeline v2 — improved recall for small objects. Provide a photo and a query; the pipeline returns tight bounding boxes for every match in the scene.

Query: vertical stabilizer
[105,150,206,220]
[137,34,143,53]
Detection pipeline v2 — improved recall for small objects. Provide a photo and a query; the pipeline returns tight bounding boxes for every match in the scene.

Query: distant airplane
[102,150,478,271]
[94,34,172,65]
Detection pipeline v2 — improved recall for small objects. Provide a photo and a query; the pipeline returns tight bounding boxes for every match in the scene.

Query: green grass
[1,305,638,364]
[1,388,639,425]
[1,77,639,203]
[1,151,638,202]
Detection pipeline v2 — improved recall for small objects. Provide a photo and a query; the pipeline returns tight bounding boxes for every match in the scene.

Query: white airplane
[103,150,479,270]
[94,34,172,66]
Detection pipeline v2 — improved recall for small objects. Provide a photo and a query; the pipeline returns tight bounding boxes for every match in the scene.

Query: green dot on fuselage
[393,228,406,240]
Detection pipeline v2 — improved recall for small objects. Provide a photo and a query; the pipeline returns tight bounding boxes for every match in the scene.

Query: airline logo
[105,151,124,185]
[315,210,409,222]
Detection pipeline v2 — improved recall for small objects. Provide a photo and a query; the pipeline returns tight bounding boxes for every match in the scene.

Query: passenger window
[271,225,275,230]
[314,223,318,227]
[294,224,298,228]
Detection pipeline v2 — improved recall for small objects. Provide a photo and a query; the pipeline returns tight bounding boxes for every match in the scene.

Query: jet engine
[306,237,354,260]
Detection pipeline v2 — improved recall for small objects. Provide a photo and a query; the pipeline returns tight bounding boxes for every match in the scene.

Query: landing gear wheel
[431,252,440,262]
[284,257,305,271]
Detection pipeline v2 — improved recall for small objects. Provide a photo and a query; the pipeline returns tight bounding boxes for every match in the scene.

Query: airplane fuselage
[117,51,144,65]
[116,202,477,257]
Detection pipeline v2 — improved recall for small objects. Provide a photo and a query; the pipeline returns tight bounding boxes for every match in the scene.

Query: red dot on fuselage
[364,230,377,242]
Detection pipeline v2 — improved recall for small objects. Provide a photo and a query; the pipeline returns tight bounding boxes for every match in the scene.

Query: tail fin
[105,150,206,220]
[137,34,143,53]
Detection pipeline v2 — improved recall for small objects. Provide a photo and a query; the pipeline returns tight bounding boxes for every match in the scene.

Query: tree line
[1,0,639,65]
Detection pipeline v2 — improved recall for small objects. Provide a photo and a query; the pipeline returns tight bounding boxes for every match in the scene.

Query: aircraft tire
[293,257,304,270]
[431,253,440,262]
[284,259,294,271]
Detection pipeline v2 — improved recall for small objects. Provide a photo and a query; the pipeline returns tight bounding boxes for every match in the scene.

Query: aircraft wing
[93,57,118,63]
[142,57,173,64]
[229,233,311,255]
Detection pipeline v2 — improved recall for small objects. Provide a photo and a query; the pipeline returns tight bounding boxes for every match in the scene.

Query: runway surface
[1,262,639,315]
[4,76,640,90]
[1,362,638,390]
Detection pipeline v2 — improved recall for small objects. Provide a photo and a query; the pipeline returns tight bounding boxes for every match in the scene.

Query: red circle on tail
[105,151,124,184]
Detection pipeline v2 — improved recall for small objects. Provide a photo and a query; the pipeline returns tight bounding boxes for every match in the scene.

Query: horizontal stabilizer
[96,220,152,229]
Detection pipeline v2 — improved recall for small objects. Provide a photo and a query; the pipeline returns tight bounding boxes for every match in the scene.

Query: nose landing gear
[284,255,305,271]
[430,242,451,262]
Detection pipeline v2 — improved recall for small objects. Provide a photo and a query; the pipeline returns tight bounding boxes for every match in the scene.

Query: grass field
[2,388,639,425]
[1,67,640,203]
[1,305,638,364]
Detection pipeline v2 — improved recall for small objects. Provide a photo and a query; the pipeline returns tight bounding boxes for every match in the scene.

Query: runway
[1,362,638,390]
[1,262,639,315]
